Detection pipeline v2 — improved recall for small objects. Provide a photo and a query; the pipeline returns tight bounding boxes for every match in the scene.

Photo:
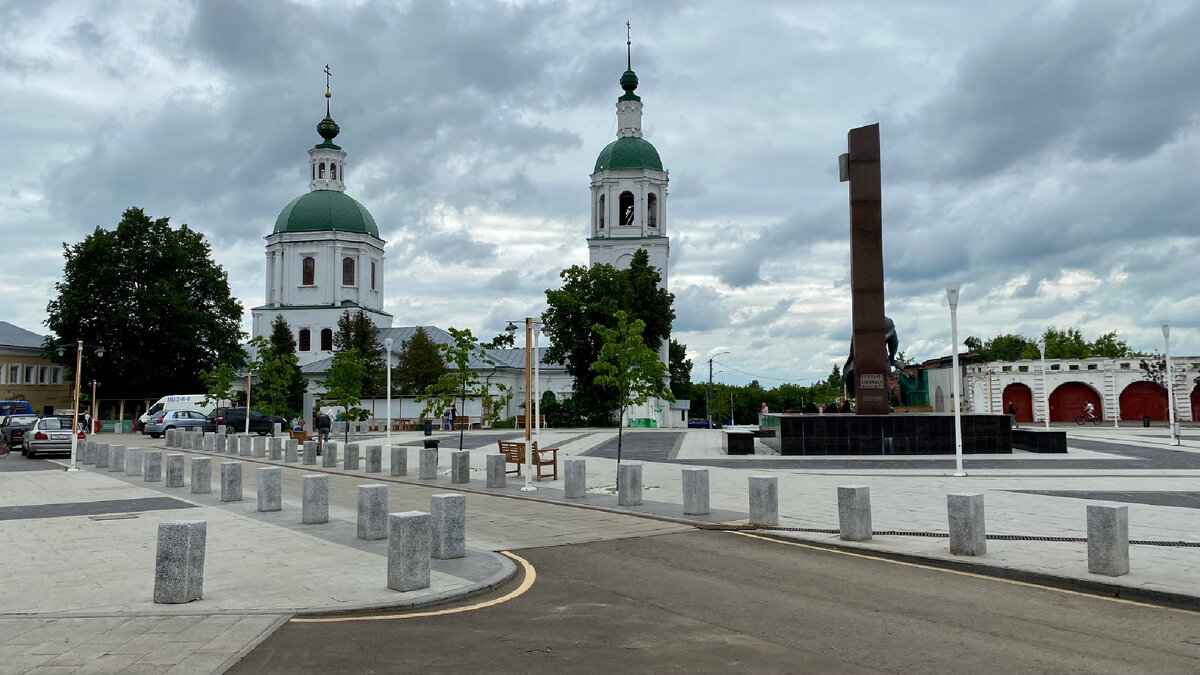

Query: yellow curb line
[289,551,536,623]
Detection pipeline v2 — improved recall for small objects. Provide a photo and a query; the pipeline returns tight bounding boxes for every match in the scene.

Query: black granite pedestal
[759,413,1012,455]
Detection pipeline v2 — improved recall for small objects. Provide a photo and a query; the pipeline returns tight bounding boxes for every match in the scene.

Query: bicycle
[1075,411,1102,425]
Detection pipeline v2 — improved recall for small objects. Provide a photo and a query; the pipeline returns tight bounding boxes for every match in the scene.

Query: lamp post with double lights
[384,337,394,447]
[1037,338,1049,430]
[54,341,104,471]
[945,284,965,477]
[1163,323,1178,446]
[506,318,547,492]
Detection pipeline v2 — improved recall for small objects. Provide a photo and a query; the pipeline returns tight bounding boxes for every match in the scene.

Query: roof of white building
[0,321,48,349]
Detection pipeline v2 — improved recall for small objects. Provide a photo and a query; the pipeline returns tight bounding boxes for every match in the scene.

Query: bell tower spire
[310,65,347,192]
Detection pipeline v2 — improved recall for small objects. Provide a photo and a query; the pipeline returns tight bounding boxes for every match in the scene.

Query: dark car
[204,407,285,435]
[1,414,40,451]
[687,418,712,429]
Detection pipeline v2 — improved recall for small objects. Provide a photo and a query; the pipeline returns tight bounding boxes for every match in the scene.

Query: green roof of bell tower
[273,190,379,237]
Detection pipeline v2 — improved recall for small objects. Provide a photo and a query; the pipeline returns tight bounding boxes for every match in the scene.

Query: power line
[710,360,825,384]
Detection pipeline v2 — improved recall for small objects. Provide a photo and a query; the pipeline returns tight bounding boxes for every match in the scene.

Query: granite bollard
[617,463,643,506]
[204,433,216,453]
[303,440,317,465]
[164,430,174,448]
[838,485,872,541]
[358,484,389,540]
[302,474,329,524]
[94,442,110,469]
[252,436,266,458]
[220,462,243,502]
[365,445,382,473]
[948,493,987,556]
[1087,504,1130,576]
[323,442,338,468]
[749,476,779,527]
[153,520,206,604]
[345,443,360,470]
[564,458,586,498]
[450,450,470,484]
[108,445,125,472]
[682,468,710,515]
[257,467,282,512]
[165,454,185,487]
[214,433,227,454]
[285,438,298,463]
[125,448,143,476]
[269,437,282,460]
[431,493,467,559]
[192,433,203,452]
[81,440,95,465]
[143,451,163,482]
[191,457,211,494]
[486,454,506,488]
[388,511,432,591]
[217,424,226,436]
[238,436,252,457]
[419,447,438,480]
[390,446,408,476]
[273,422,281,437]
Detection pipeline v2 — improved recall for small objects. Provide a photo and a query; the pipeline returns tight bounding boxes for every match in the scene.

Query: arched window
[302,257,315,286]
[647,193,658,228]
[312,164,316,180]
[342,257,355,286]
[619,191,635,226]
[320,328,333,351]
[370,262,376,290]
[598,195,605,229]
[331,164,337,181]
[298,329,311,352]
[319,163,325,179]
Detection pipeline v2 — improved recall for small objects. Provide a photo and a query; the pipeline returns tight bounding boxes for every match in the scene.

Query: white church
[248,55,686,428]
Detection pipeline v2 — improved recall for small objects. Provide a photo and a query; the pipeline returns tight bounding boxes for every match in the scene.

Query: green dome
[273,190,379,237]
[594,136,663,172]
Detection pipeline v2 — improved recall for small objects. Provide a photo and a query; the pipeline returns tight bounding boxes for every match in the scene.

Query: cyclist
[1084,401,1096,421]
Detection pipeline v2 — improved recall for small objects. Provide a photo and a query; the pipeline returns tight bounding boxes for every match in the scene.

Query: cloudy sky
[4,0,1198,387]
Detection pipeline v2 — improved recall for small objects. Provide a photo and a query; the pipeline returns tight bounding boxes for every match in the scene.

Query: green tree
[392,327,447,394]
[246,333,302,420]
[334,310,385,397]
[44,207,244,398]
[485,331,515,348]
[964,334,1033,362]
[1090,331,1133,358]
[544,249,675,425]
[590,311,674,463]
[321,348,369,443]
[668,339,692,400]
[200,363,238,408]
[417,327,504,451]
[267,315,306,414]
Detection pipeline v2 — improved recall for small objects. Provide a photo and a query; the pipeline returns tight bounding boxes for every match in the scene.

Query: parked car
[137,394,216,432]
[1,414,40,451]
[687,418,712,429]
[0,401,35,419]
[142,409,208,438]
[25,416,83,459]
[204,407,286,435]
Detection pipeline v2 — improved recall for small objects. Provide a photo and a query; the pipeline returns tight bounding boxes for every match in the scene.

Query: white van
[138,395,218,430]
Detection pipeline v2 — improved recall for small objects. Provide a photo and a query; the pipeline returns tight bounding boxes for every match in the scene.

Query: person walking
[1008,400,1018,429]
[450,405,458,430]
[315,411,331,443]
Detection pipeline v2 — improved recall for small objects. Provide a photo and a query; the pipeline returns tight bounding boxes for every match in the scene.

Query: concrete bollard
[108,445,125,472]
[1087,504,1130,576]
[94,442,110,469]
[214,433,226,454]
[125,448,143,476]
[285,439,298,463]
[682,468,710,515]
[165,454,185,487]
[257,467,282,512]
[837,485,872,541]
[345,443,360,470]
[153,520,206,604]
[450,450,470,484]
[388,511,432,591]
[948,493,987,556]
[358,484,389,540]
[390,446,408,476]
[617,463,643,506]
[269,437,282,460]
[273,422,281,437]
[204,433,216,453]
[323,442,338,468]
[486,454,506,488]
[143,451,163,482]
[419,447,438,480]
[192,434,203,452]
[431,493,467,559]
[252,436,266,458]
[302,475,329,524]
[164,430,174,448]
[217,424,226,436]
[749,476,779,527]
[365,445,382,473]
[564,458,586,498]
[81,441,95,465]
[220,462,243,502]
[303,440,317,465]
[238,436,252,457]
[191,457,211,494]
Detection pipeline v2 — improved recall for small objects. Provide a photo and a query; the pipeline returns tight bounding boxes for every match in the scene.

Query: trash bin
[423,439,439,450]
[424,419,433,436]
[1143,416,1151,428]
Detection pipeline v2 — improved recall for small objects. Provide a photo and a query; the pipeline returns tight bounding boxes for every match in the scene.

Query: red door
[1002,384,1034,422]
[1119,381,1168,421]
[1049,382,1101,422]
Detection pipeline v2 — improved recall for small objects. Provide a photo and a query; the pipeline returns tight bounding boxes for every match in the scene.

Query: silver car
[24,416,80,459]
[143,409,208,438]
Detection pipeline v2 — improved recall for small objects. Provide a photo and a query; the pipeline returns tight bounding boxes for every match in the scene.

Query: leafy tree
[200,363,238,408]
[964,334,1032,362]
[267,315,306,414]
[544,249,675,425]
[668,339,692,399]
[246,334,302,420]
[334,310,385,397]
[321,348,369,443]
[485,332,515,348]
[417,327,505,451]
[44,207,244,398]
[392,327,447,394]
[590,311,674,463]
[965,328,1140,361]
[1090,331,1133,358]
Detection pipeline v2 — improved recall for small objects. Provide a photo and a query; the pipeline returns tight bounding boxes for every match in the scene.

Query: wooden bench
[497,441,525,476]
[289,430,310,443]
[496,440,559,481]
[515,414,546,429]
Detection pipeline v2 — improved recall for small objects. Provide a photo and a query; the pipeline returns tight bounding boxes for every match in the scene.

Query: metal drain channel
[698,523,1200,547]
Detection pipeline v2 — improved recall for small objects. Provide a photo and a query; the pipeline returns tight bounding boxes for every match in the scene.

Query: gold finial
[324,64,333,114]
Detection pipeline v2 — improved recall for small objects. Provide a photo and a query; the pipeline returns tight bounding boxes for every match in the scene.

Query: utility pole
[706,351,729,427]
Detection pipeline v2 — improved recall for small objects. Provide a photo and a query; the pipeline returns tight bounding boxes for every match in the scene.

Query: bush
[492,417,516,429]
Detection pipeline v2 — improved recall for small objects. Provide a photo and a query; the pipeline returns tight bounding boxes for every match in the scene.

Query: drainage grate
[699,523,1200,547]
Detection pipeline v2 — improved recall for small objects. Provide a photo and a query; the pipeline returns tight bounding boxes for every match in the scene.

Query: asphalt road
[232,529,1200,674]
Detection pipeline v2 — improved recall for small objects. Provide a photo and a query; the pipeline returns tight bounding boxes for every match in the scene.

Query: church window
[331,164,337,181]
[298,329,311,352]
[598,195,605,229]
[619,191,635,226]
[312,164,316,180]
[319,163,325,179]
[320,329,333,351]
[302,257,315,286]
[370,262,376,290]
[343,257,355,286]
[647,193,658,228]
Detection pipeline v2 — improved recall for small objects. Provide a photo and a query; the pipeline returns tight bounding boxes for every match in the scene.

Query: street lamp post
[384,337,394,447]
[1163,323,1178,446]
[1037,338,1048,430]
[946,284,965,477]
[506,318,537,492]
[707,351,729,427]
[55,341,104,471]
[90,379,99,433]
[244,369,253,436]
